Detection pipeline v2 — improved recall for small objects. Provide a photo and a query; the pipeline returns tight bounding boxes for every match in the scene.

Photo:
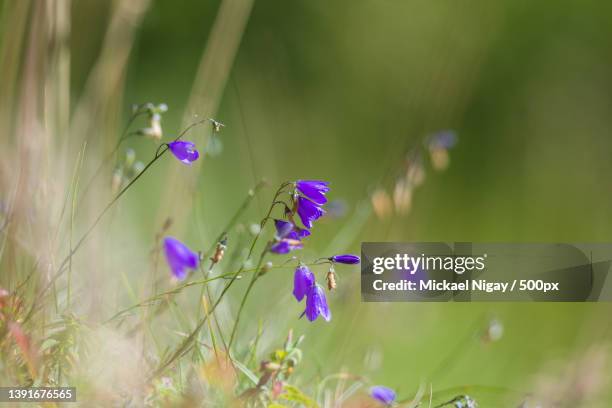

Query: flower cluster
[293,265,330,322]
[269,180,328,255]
[294,180,329,229]
[291,252,360,322]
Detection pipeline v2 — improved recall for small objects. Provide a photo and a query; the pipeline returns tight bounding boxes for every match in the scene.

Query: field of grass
[2,0,612,406]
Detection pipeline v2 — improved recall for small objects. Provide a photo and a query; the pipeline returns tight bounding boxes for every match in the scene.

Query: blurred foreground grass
[2,0,612,406]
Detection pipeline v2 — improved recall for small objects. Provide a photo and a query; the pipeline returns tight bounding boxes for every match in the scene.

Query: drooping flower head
[167,141,199,165]
[296,180,330,205]
[270,219,306,254]
[163,237,199,280]
[330,254,360,264]
[291,180,329,230]
[296,196,325,229]
[304,284,331,322]
[293,264,315,301]
[370,386,396,406]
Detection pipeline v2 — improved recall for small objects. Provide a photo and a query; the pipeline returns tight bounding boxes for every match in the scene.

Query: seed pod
[326,266,337,291]
[210,237,228,264]
[259,261,273,276]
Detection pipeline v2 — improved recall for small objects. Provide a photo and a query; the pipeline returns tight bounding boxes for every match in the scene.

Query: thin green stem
[36,120,210,303]
[148,182,291,380]
[227,242,271,350]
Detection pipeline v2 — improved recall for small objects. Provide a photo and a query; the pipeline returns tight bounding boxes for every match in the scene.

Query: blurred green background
[13,0,612,403]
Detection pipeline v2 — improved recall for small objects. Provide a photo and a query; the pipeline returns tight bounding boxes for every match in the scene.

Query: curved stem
[37,121,208,301]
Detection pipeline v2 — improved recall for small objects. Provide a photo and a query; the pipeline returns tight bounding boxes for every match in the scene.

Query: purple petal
[163,236,199,280]
[270,241,291,254]
[270,238,303,255]
[330,254,360,264]
[274,219,294,239]
[296,180,330,205]
[297,228,311,238]
[293,265,315,301]
[370,386,396,405]
[168,141,200,164]
[297,196,325,229]
[304,285,331,322]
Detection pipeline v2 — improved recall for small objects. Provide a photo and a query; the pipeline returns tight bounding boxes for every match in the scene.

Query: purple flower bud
[370,386,396,405]
[330,254,360,264]
[163,236,199,280]
[296,196,325,229]
[296,180,330,205]
[293,265,315,301]
[167,141,199,164]
[304,284,331,322]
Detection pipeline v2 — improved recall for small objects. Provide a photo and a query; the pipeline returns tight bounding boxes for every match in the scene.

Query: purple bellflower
[163,236,199,280]
[293,264,315,301]
[167,141,199,164]
[329,254,360,264]
[296,180,330,205]
[270,219,306,254]
[370,386,397,406]
[304,284,331,322]
[292,180,329,230]
[296,196,325,229]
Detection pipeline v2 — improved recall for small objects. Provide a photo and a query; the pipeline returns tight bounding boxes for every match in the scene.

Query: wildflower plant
[0,94,480,407]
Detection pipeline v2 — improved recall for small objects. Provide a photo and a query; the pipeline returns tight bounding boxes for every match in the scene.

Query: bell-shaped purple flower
[296,196,325,229]
[293,265,315,301]
[330,254,360,264]
[296,180,330,205]
[370,386,396,406]
[167,141,199,164]
[163,236,199,280]
[304,284,331,322]
[270,219,307,254]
